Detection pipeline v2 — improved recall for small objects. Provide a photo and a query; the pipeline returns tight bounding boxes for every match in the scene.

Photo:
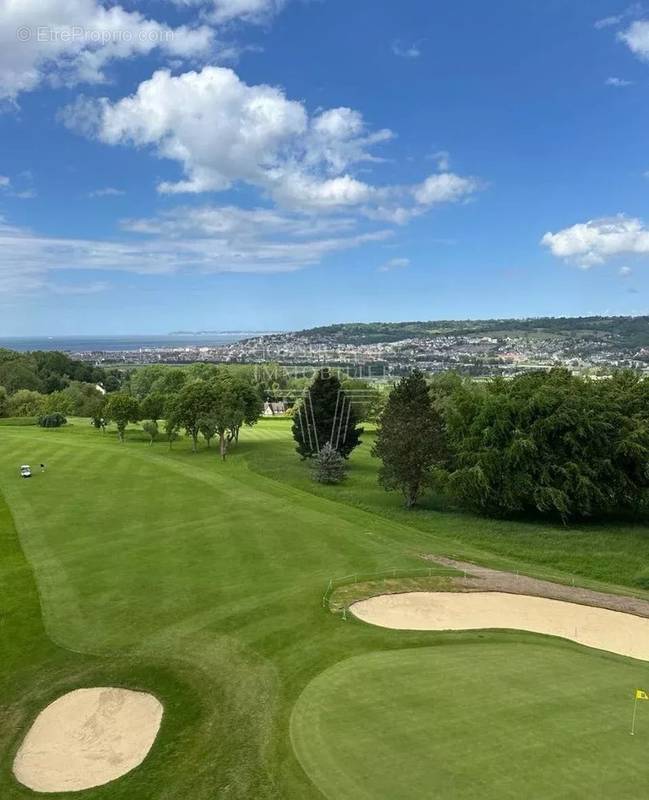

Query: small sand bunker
[13,687,163,793]
[352,592,649,661]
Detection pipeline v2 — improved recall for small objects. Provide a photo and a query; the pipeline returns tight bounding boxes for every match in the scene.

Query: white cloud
[63,64,483,222]
[0,172,38,198]
[541,215,649,267]
[48,280,109,295]
[605,76,633,86]
[62,66,398,209]
[120,204,360,237]
[595,14,625,29]
[272,174,376,209]
[0,174,37,198]
[169,0,288,24]
[0,208,392,294]
[66,66,309,195]
[378,256,410,272]
[209,0,288,24]
[413,172,481,205]
[0,0,213,100]
[88,187,126,197]
[620,265,633,277]
[429,150,450,171]
[596,4,644,29]
[391,40,421,59]
[619,20,649,60]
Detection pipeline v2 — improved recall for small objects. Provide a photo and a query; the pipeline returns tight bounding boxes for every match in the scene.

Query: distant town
[67,316,649,379]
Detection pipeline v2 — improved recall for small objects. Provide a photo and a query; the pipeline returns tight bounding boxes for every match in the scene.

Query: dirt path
[425,555,649,619]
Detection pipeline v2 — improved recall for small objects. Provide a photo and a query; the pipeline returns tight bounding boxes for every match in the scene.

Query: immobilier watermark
[16,26,175,44]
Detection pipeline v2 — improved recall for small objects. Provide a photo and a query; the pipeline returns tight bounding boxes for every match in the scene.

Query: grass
[1,417,648,798]
[290,642,649,800]
[245,421,649,593]
[328,574,457,613]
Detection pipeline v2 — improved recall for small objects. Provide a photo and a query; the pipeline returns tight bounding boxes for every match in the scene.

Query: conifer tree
[372,370,446,507]
[292,368,363,459]
[312,442,347,483]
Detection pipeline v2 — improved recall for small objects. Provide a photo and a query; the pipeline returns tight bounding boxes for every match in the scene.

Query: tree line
[100,370,263,459]
[373,369,649,521]
[0,348,121,420]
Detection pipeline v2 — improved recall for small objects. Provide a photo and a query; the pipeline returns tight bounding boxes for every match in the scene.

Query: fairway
[2,418,649,798]
[291,642,649,800]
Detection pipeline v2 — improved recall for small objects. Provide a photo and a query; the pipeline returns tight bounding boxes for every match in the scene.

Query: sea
[0,333,263,353]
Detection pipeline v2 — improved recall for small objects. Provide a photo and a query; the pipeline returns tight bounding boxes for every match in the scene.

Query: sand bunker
[351,592,649,661]
[13,687,163,793]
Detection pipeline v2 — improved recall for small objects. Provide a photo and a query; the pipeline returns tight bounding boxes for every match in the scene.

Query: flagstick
[631,697,638,736]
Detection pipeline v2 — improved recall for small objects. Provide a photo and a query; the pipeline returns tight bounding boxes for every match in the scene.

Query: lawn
[291,642,649,800]
[1,417,649,799]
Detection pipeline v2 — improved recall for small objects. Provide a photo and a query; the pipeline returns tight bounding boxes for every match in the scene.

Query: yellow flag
[635,690,649,700]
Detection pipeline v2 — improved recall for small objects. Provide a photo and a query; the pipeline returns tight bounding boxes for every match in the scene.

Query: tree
[42,390,75,416]
[442,369,649,520]
[341,378,383,422]
[210,381,246,460]
[206,373,263,458]
[292,369,363,459]
[140,392,166,424]
[173,381,213,452]
[198,416,218,448]
[129,365,168,399]
[372,370,446,508]
[142,420,159,445]
[87,395,106,431]
[311,442,347,484]
[7,389,46,418]
[164,414,181,449]
[0,386,8,417]
[104,393,140,442]
[223,374,263,443]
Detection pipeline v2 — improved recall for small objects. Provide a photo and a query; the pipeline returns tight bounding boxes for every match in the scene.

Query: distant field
[2,418,649,798]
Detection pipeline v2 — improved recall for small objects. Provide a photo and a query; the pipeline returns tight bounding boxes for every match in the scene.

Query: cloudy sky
[1,0,648,335]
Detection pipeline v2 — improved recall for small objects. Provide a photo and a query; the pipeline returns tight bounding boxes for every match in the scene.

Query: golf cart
[20,465,32,478]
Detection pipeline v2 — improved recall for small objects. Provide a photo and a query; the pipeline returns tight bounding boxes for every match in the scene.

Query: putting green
[291,641,649,800]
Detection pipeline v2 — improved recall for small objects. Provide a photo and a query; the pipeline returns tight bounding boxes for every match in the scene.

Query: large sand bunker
[13,687,163,793]
[351,592,649,661]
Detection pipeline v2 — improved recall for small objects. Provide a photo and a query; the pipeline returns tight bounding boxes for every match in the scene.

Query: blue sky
[1,0,649,335]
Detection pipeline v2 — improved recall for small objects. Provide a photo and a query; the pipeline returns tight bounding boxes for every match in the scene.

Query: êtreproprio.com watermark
[16,26,175,45]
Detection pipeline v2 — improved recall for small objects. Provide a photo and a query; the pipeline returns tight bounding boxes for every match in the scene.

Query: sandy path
[428,555,649,618]
[13,687,163,793]
[351,591,649,661]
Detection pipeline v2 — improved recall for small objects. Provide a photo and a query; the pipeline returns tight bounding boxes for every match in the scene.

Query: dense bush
[38,413,67,428]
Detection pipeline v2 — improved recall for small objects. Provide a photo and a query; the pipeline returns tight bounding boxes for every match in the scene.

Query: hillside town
[68,318,649,378]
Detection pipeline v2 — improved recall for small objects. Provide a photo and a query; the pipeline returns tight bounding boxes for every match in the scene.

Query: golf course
[3,417,649,799]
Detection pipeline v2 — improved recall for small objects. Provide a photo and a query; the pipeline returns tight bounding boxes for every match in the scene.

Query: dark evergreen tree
[292,368,363,459]
[372,370,447,508]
